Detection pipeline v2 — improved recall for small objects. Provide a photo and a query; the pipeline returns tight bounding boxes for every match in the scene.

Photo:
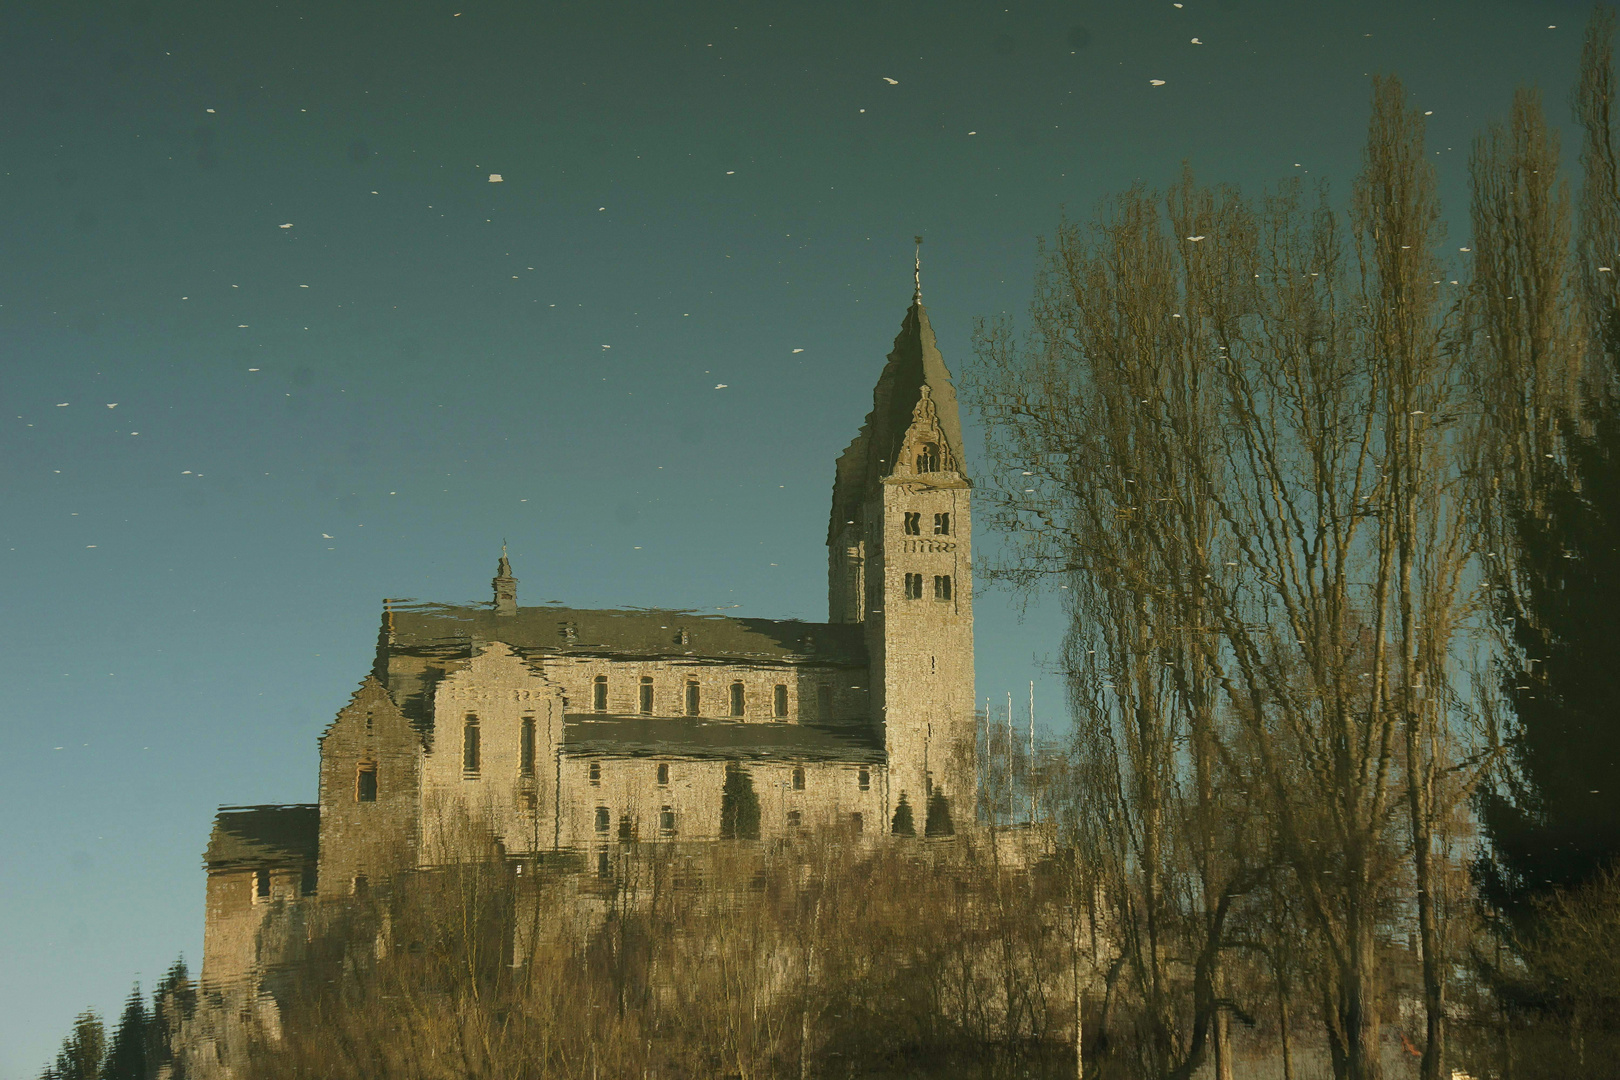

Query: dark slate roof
[205,805,319,871]
[829,299,968,544]
[563,715,885,764]
[374,603,868,731]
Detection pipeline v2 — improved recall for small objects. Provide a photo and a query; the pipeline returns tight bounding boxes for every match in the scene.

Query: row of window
[901,512,951,536]
[588,761,870,791]
[903,573,954,601]
[456,715,538,779]
[590,675,832,719]
[597,805,677,836]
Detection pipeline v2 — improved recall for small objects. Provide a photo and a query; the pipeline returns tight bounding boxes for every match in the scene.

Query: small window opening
[858,767,870,791]
[300,865,317,896]
[356,763,378,802]
[792,766,806,790]
[254,868,271,900]
[520,716,536,777]
[851,812,864,833]
[933,574,953,601]
[787,809,802,828]
[903,512,921,535]
[818,684,833,718]
[462,716,481,776]
[686,680,701,717]
[597,850,611,878]
[933,512,950,535]
[774,684,788,718]
[352,874,368,896]
[904,573,924,600]
[730,681,745,717]
[593,675,608,712]
[657,762,670,785]
[522,791,538,811]
[588,761,601,784]
[659,806,676,835]
[916,443,940,473]
[595,806,611,833]
[618,815,633,841]
[639,676,654,714]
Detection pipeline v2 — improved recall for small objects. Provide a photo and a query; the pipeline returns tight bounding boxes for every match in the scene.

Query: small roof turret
[492,544,517,616]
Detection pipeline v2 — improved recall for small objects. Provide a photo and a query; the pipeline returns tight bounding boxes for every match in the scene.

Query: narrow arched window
[588,761,601,784]
[792,766,805,790]
[933,512,950,535]
[685,680,701,716]
[657,762,669,785]
[903,512,921,535]
[639,676,654,714]
[593,675,608,712]
[595,806,610,833]
[905,573,924,600]
[933,575,953,601]
[462,716,481,776]
[659,806,676,835]
[917,443,940,473]
[730,681,745,717]
[858,767,870,791]
[774,684,788,719]
[520,716,536,777]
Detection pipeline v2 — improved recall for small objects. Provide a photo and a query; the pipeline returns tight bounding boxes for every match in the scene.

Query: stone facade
[199,279,976,996]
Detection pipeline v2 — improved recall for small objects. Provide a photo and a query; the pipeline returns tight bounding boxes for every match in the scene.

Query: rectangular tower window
[933,512,950,535]
[520,716,536,777]
[730,681,745,717]
[904,573,924,600]
[858,767,870,791]
[254,868,271,900]
[657,762,669,785]
[686,680,701,716]
[659,806,676,835]
[903,512,921,535]
[933,575,953,601]
[917,443,940,473]
[595,806,611,833]
[593,675,608,712]
[774,684,788,718]
[818,684,832,718]
[462,716,481,776]
[787,810,802,828]
[792,766,805,790]
[589,761,601,785]
[597,851,611,877]
[356,763,378,802]
[851,812,864,833]
[639,677,654,714]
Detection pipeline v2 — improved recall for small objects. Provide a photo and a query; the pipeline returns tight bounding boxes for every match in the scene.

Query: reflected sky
[0,1,1591,1074]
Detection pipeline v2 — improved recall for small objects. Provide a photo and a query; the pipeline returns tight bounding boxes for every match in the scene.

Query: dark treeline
[43,9,1620,1080]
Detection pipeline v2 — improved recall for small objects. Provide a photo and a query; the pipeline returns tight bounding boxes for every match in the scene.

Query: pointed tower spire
[492,543,517,616]
[913,235,923,306]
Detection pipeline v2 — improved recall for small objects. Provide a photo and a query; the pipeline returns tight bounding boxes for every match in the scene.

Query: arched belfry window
[730,681,746,717]
[916,442,941,473]
[462,716,481,777]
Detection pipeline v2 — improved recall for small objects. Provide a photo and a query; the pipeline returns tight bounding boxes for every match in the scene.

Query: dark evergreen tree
[1477,9,1620,927]
[890,793,915,837]
[40,1011,104,1080]
[718,763,760,839]
[149,958,196,1079]
[102,986,147,1080]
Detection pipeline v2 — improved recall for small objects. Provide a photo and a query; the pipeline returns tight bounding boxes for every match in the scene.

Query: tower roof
[829,286,967,543]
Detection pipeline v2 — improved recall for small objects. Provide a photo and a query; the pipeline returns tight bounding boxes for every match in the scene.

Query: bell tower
[828,244,975,834]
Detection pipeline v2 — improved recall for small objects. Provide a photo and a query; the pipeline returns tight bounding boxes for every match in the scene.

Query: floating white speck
[248,367,260,371]
[1150,79,1166,86]
[882,77,899,85]
[792,348,804,353]
[1424,110,1433,116]
[86,545,96,548]
[726,170,735,175]
[238,324,249,328]
[106,403,116,408]
[968,130,977,135]
[279,223,293,229]
[1190,38,1202,44]
[1187,235,1205,242]
[715,383,728,389]
[322,533,333,539]
[602,345,611,349]
[598,206,605,211]
[182,470,190,474]
[57,402,69,407]
[489,173,503,182]
[206,108,216,113]
[299,284,309,288]
[1601,267,1614,273]
[1460,247,1471,252]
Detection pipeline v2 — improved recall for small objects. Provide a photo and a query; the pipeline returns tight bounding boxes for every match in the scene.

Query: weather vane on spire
[913,235,923,305]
